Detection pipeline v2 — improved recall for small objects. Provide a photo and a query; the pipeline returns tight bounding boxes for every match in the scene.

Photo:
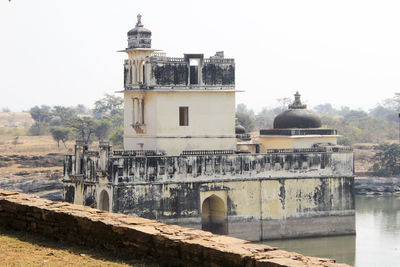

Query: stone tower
[120,15,238,155]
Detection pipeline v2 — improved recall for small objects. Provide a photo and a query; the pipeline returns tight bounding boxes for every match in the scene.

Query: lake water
[262,195,400,266]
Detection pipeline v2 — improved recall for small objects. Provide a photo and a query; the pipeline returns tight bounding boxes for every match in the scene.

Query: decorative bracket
[132,123,146,134]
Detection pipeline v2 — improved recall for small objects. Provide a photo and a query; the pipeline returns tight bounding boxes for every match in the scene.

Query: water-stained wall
[63,145,354,240]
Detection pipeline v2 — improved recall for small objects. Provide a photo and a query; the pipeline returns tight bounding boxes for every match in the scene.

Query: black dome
[273,92,322,129]
[235,124,246,134]
[273,109,322,129]
[235,118,246,134]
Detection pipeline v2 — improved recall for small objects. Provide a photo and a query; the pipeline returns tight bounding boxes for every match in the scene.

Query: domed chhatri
[273,92,322,129]
[127,14,152,49]
[235,119,246,134]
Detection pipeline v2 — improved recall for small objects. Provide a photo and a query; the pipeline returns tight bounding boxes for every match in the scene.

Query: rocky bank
[355,176,400,195]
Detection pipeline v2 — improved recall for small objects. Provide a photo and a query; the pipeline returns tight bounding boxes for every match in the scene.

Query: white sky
[1,0,399,112]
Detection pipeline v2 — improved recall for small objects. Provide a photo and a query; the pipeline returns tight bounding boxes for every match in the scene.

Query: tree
[65,117,97,144]
[110,126,124,146]
[29,105,53,135]
[370,143,400,176]
[275,97,291,113]
[236,103,256,132]
[93,94,123,119]
[49,126,71,149]
[255,107,276,129]
[76,104,89,115]
[313,103,338,116]
[94,119,112,141]
[51,106,77,125]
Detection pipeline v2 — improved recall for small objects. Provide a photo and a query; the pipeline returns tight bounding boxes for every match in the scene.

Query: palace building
[63,15,355,241]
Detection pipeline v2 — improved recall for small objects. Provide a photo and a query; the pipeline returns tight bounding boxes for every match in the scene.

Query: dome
[273,92,322,129]
[235,124,246,134]
[127,14,152,49]
[235,118,246,134]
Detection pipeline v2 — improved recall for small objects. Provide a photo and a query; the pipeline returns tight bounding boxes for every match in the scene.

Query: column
[133,98,138,124]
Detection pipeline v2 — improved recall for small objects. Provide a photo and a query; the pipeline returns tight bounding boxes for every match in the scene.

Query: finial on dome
[288,91,307,109]
[136,14,143,27]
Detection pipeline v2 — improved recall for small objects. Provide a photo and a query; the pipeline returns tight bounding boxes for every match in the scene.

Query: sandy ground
[0,135,68,180]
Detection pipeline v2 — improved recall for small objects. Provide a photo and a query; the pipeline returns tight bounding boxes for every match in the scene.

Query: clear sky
[1,0,399,112]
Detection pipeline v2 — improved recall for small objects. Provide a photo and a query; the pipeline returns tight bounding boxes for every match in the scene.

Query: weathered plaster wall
[64,149,355,240]
[0,190,350,267]
[147,60,235,86]
[108,177,354,240]
[151,62,188,85]
[202,63,235,85]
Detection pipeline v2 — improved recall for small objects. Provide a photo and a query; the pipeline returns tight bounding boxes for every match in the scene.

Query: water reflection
[265,235,356,265]
[260,195,400,266]
[355,195,400,267]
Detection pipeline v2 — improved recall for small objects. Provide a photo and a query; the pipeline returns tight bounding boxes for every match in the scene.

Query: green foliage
[0,128,27,136]
[110,126,123,146]
[93,94,123,119]
[94,119,112,141]
[255,107,276,129]
[51,106,77,125]
[64,117,97,144]
[1,107,11,113]
[236,104,256,132]
[28,105,53,136]
[49,126,71,148]
[75,104,89,115]
[370,143,400,176]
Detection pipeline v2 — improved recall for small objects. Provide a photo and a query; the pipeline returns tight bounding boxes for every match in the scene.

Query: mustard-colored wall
[258,135,338,152]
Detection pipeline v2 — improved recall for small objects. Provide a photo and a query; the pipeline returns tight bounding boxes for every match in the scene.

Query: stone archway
[99,190,110,211]
[201,194,228,235]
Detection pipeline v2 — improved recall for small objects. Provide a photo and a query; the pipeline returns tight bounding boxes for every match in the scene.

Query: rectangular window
[179,107,189,126]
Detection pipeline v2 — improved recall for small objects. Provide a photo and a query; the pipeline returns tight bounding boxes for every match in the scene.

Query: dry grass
[0,112,33,129]
[0,225,156,266]
[0,135,75,156]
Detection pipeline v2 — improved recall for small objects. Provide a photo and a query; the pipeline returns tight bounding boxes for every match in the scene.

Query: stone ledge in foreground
[0,190,350,267]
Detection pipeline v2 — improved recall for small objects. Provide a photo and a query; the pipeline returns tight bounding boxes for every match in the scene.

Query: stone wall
[63,147,355,240]
[0,190,350,267]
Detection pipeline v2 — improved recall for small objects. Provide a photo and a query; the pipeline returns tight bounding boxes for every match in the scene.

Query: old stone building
[121,14,237,156]
[63,15,355,241]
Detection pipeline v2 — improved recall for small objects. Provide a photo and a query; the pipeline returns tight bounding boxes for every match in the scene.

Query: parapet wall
[0,190,349,267]
[64,146,354,185]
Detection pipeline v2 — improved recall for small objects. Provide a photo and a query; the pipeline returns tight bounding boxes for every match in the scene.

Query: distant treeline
[25,94,124,148]
[236,93,400,145]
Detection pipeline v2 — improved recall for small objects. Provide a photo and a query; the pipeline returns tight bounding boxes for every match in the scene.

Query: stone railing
[113,150,165,157]
[167,57,185,62]
[181,150,235,156]
[204,58,235,64]
[266,147,353,153]
[0,190,350,267]
[236,133,251,140]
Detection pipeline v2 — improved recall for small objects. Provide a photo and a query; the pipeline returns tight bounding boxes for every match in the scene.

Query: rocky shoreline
[0,153,64,201]
[355,176,400,195]
[0,177,63,201]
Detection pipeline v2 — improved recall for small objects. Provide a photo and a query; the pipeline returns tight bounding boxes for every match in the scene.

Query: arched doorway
[201,195,228,235]
[99,190,110,211]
